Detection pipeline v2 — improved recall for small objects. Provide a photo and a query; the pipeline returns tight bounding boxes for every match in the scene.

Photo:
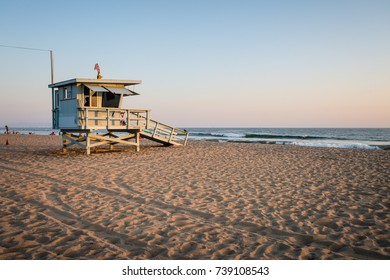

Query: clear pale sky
[0,0,389,127]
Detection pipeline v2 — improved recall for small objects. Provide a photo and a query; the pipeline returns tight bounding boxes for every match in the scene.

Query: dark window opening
[102,92,120,108]
[84,86,90,106]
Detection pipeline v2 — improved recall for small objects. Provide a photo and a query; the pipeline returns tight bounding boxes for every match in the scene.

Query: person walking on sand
[5,125,9,134]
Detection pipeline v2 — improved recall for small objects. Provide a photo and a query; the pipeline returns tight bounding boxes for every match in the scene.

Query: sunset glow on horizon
[1,0,389,128]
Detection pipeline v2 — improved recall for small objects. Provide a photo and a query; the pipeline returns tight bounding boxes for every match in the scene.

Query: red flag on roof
[94,63,100,74]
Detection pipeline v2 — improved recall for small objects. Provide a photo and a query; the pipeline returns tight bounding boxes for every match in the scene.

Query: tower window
[63,88,71,99]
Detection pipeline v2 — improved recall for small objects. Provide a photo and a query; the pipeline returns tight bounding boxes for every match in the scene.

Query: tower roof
[48,78,141,88]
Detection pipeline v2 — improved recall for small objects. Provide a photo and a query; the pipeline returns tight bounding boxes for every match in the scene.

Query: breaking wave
[191,132,349,141]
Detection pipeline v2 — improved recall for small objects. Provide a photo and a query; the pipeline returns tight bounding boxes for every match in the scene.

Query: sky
[0,0,389,128]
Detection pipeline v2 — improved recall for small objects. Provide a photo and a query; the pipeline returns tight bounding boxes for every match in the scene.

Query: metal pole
[50,50,54,84]
[50,50,56,128]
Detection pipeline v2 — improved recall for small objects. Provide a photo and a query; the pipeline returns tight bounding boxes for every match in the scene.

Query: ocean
[2,127,390,150]
[185,128,390,150]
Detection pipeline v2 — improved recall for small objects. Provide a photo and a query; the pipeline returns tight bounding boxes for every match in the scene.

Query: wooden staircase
[130,112,189,146]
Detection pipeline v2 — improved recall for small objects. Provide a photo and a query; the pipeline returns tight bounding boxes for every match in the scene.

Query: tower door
[53,90,59,129]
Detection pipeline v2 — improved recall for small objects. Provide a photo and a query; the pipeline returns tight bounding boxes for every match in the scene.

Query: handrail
[77,107,188,145]
[135,113,188,145]
[138,116,187,135]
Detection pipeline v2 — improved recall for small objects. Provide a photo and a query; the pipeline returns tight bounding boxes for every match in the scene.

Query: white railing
[136,115,189,146]
[77,108,189,145]
[78,108,150,130]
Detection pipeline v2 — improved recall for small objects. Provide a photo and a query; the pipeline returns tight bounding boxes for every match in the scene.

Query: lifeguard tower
[48,78,189,154]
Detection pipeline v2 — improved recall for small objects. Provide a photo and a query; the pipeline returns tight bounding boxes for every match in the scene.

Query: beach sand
[0,134,389,260]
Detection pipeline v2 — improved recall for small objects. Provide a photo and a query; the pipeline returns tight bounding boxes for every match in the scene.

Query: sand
[0,134,389,260]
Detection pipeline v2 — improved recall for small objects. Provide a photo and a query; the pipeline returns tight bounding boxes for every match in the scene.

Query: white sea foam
[211,132,245,138]
[292,142,379,150]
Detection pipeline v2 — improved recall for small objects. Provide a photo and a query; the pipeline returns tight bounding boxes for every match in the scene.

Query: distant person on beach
[5,125,9,134]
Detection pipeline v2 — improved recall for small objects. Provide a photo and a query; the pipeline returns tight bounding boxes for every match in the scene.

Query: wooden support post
[168,128,174,143]
[85,108,89,129]
[136,132,140,152]
[127,109,131,129]
[109,133,114,151]
[62,134,67,152]
[152,123,159,138]
[146,111,150,129]
[86,132,91,155]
